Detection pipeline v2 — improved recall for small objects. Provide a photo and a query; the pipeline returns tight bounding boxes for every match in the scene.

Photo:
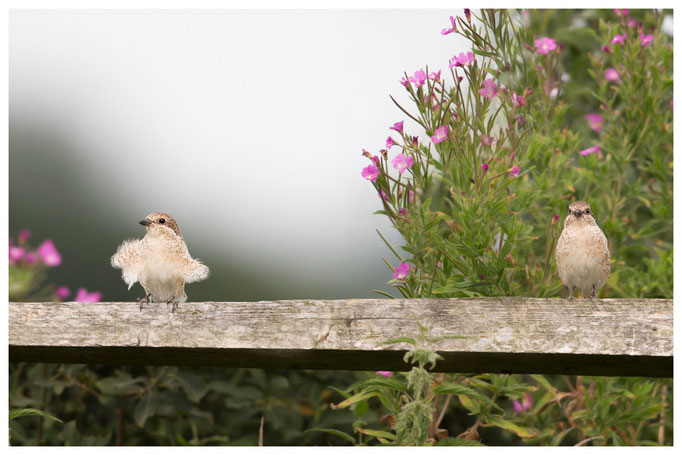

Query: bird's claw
[137,294,151,311]
[166,298,178,313]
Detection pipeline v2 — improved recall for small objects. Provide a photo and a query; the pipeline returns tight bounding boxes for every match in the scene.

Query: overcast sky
[9,9,469,299]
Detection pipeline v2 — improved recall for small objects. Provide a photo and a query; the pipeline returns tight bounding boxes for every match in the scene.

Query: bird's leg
[166,297,178,313]
[567,286,575,300]
[137,293,152,310]
[590,284,597,299]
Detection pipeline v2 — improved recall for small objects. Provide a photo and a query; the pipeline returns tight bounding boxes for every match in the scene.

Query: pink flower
[361,164,379,182]
[481,163,489,171]
[441,15,457,35]
[512,400,524,414]
[449,51,475,68]
[602,45,612,53]
[55,286,71,299]
[431,125,449,144]
[37,239,61,267]
[534,37,557,54]
[392,153,414,174]
[376,371,392,377]
[640,33,654,47]
[24,252,37,264]
[512,92,526,107]
[480,135,494,147]
[18,229,31,244]
[426,94,440,111]
[378,191,390,201]
[579,144,601,156]
[585,113,604,132]
[605,68,620,82]
[552,214,560,224]
[75,288,102,303]
[478,79,498,100]
[429,70,441,81]
[390,121,404,134]
[386,137,395,149]
[614,9,628,16]
[392,262,410,280]
[611,33,627,45]
[522,393,533,411]
[509,166,520,177]
[464,9,471,22]
[409,190,414,203]
[627,18,637,28]
[9,246,25,264]
[409,69,428,88]
[411,136,419,148]
[400,77,409,87]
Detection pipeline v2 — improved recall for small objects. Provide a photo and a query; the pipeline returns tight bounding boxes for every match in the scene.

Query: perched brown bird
[111,212,210,311]
[555,201,610,298]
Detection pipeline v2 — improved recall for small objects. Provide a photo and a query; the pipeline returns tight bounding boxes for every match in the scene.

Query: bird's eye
[586,209,591,214]
[159,218,166,224]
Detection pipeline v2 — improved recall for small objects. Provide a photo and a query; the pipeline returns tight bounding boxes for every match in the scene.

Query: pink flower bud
[605,68,620,82]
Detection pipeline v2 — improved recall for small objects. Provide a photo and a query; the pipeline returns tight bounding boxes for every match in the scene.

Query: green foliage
[10,408,63,422]
[351,8,672,447]
[9,362,361,446]
[370,9,671,300]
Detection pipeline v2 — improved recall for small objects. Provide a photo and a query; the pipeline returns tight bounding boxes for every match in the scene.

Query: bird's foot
[137,294,152,311]
[166,298,178,313]
[590,285,597,299]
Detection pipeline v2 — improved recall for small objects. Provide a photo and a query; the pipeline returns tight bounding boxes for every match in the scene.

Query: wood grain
[9,298,673,377]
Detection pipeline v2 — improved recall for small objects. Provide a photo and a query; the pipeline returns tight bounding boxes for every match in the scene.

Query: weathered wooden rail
[9,298,672,377]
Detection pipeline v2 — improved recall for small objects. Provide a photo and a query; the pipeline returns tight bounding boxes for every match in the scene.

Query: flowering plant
[346,9,671,446]
[9,229,101,302]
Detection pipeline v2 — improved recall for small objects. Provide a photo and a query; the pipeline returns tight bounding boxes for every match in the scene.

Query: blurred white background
[9,9,468,300]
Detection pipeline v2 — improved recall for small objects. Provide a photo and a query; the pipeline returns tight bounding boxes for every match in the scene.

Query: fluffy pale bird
[111,212,209,311]
[555,201,610,298]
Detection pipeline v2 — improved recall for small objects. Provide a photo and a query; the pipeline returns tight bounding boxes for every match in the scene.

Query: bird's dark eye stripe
[159,218,166,224]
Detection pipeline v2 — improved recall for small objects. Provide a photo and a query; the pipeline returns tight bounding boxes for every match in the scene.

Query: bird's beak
[574,210,583,217]
[139,218,152,226]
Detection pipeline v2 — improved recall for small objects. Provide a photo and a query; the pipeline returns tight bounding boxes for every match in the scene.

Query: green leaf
[96,375,144,396]
[173,371,209,404]
[434,383,487,402]
[133,392,157,427]
[9,408,63,423]
[354,399,369,418]
[530,374,558,400]
[327,385,352,399]
[331,391,380,410]
[304,428,356,444]
[485,415,534,438]
[435,437,486,446]
[381,337,416,346]
[356,427,396,440]
[457,394,479,414]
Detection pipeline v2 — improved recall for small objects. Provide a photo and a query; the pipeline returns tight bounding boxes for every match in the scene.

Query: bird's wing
[111,239,144,289]
[183,258,210,284]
